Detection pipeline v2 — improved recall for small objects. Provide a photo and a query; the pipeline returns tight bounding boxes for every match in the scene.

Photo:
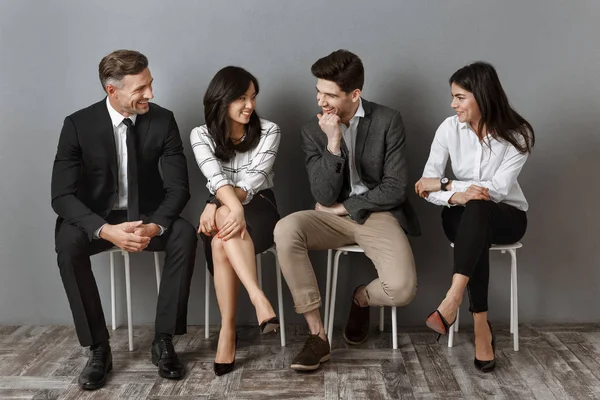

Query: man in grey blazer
[275,49,421,371]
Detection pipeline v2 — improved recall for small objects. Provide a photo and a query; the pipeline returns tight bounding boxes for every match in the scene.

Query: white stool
[204,245,286,347]
[326,245,398,349]
[105,248,161,351]
[447,242,522,351]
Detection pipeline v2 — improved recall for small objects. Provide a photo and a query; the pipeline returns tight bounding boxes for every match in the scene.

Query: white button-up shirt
[340,98,369,197]
[422,115,529,211]
[106,97,137,210]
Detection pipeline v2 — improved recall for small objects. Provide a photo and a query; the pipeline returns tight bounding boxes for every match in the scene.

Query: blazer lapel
[355,99,372,177]
[95,100,118,182]
[135,111,151,151]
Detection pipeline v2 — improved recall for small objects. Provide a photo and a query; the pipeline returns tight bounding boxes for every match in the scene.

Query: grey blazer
[301,99,421,236]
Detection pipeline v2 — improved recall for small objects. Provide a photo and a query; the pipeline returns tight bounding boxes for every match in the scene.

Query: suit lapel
[355,99,372,177]
[95,100,118,182]
[135,110,151,151]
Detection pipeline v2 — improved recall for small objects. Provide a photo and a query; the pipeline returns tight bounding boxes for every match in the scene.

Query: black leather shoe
[78,343,112,390]
[343,285,370,345]
[151,337,185,380]
[474,321,496,373]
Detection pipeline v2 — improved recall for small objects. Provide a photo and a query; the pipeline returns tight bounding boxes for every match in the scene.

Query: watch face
[441,178,449,184]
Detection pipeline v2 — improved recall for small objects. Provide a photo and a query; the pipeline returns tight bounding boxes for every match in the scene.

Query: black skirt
[202,189,280,275]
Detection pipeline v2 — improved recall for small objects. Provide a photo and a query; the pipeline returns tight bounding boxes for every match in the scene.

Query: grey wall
[1,0,599,329]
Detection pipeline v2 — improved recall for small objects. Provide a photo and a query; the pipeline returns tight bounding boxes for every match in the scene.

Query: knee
[55,224,89,259]
[210,235,226,259]
[167,219,197,253]
[380,280,417,307]
[215,205,231,228]
[273,213,304,249]
[465,200,492,213]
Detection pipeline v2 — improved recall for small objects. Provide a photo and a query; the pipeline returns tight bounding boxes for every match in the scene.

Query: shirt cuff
[93,224,106,239]
[157,224,166,236]
[236,182,254,205]
[450,180,470,192]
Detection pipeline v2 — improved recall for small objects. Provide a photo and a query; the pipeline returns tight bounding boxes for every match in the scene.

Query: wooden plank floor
[1,323,600,399]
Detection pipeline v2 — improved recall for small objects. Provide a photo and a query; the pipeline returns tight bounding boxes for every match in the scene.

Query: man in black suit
[51,50,196,389]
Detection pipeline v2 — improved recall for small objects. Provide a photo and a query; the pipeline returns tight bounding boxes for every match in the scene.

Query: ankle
[353,285,368,307]
[154,333,173,342]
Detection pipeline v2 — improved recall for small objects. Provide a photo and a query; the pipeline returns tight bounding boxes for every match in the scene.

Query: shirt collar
[106,97,137,127]
[351,98,365,122]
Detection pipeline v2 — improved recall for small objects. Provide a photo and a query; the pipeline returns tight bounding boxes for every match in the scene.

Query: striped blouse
[190,119,281,205]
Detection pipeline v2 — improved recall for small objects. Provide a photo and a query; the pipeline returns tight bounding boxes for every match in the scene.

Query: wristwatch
[440,177,449,191]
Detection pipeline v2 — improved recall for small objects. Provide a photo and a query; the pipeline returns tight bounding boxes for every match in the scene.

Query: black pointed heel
[214,333,239,376]
[259,317,280,335]
[425,310,457,341]
[474,321,496,372]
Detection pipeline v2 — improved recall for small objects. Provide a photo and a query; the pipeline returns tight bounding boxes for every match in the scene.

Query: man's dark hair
[99,50,149,91]
[311,49,364,93]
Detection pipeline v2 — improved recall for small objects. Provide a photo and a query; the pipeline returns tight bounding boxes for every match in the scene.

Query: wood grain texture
[0,324,598,399]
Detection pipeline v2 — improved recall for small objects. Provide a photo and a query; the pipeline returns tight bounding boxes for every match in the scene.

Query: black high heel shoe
[214,333,239,376]
[259,317,280,335]
[474,321,496,372]
[425,310,457,341]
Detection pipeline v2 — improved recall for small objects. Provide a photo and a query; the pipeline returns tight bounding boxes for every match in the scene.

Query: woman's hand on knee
[218,206,247,241]
[198,203,218,236]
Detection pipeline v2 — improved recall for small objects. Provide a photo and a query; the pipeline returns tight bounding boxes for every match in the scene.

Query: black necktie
[122,118,139,221]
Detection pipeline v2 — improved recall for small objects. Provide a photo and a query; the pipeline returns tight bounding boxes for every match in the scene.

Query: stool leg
[324,249,333,330]
[205,265,210,339]
[110,252,116,331]
[327,251,343,347]
[392,307,398,350]
[154,252,161,294]
[123,251,134,351]
[510,249,519,351]
[274,253,286,347]
[379,307,384,332]
[256,255,263,290]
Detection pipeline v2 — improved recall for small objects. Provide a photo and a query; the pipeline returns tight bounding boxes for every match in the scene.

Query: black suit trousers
[441,200,527,313]
[55,211,197,347]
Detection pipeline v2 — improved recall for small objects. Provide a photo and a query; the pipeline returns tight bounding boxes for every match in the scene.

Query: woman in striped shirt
[190,66,281,376]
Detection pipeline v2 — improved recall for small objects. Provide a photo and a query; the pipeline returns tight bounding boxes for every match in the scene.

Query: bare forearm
[216,185,243,211]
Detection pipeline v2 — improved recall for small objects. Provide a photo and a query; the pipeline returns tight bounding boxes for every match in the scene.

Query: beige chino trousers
[274,210,417,314]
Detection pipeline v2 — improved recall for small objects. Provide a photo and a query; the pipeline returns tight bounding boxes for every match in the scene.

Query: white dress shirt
[94,98,164,238]
[190,119,281,205]
[422,115,529,211]
[340,98,369,196]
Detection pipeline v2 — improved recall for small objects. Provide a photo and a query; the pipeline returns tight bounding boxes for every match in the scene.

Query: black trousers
[55,211,197,347]
[442,200,527,313]
[202,189,280,275]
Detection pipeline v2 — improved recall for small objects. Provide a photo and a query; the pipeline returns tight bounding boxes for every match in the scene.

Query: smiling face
[106,67,154,117]
[315,78,360,123]
[227,81,257,128]
[450,82,481,127]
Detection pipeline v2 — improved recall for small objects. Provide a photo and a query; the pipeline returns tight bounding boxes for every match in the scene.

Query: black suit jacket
[301,99,421,236]
[51,99,191,240]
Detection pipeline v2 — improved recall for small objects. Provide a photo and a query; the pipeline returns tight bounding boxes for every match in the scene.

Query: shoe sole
[343,331,369,345]
[290,354,331,371]
[260,322,280,335]
[80,362,113,391]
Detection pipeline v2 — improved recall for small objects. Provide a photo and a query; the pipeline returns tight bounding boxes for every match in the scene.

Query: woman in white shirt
[415,62,535,372]
[190,66,281,376]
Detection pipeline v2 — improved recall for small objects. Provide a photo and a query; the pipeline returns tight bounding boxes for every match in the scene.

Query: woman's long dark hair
[203,66,262,161]
[450,62,535,153]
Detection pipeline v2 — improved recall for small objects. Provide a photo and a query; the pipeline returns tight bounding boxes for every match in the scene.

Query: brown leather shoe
[343,286,370,345]
[290,334,331,371]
